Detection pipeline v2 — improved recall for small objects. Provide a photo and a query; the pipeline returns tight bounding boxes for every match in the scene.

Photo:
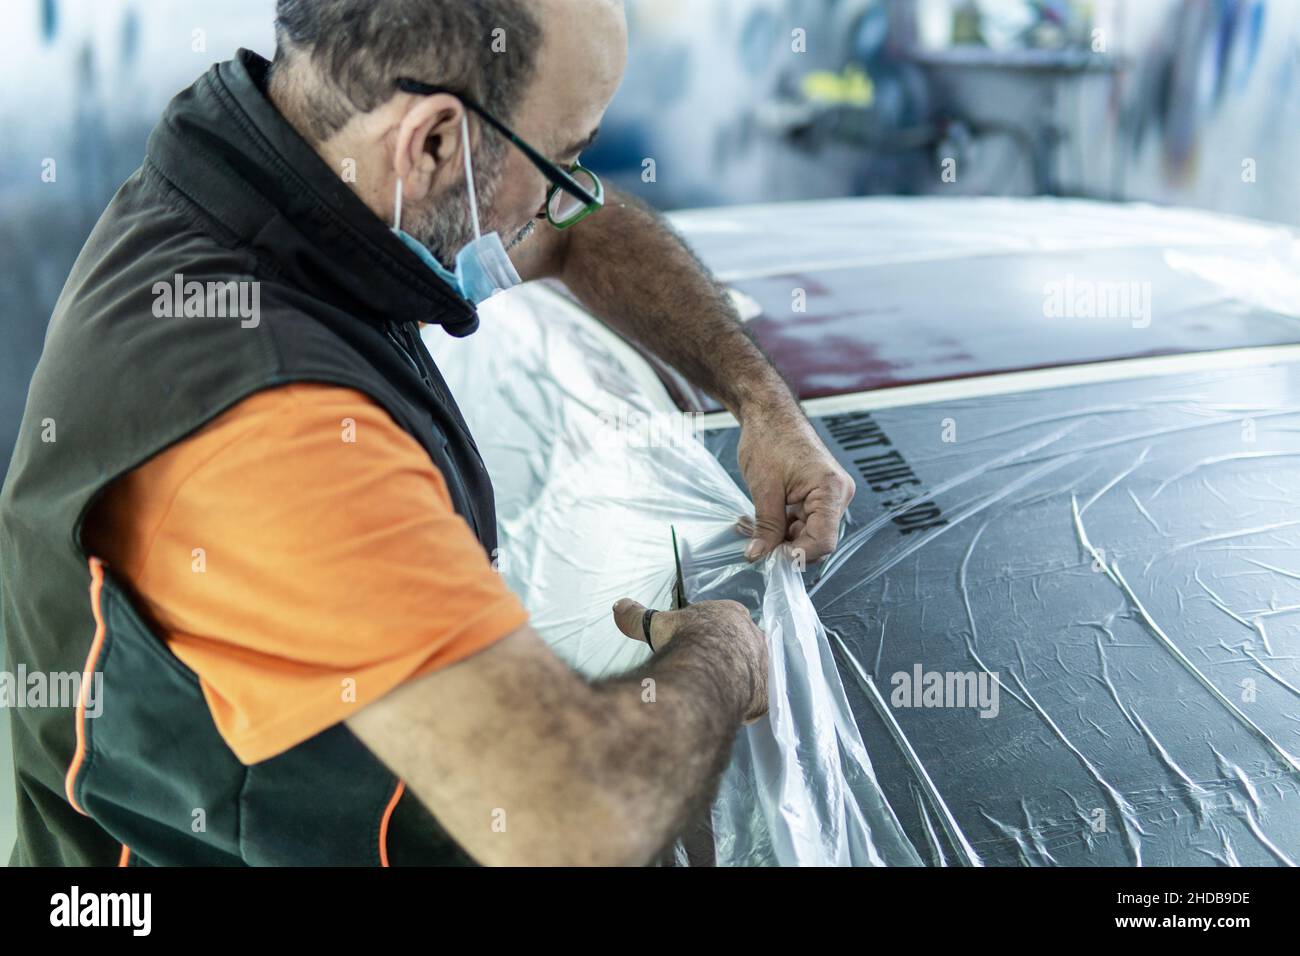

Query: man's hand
[736,401,855,564]
[347,603,768,865]
[526,188,855,563]
[612,597,769,722]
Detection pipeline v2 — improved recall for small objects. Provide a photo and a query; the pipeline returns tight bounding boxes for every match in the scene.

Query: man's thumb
[613,598,650,639]
[613,598,674,651]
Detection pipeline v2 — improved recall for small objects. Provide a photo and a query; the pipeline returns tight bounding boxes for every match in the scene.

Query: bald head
[517,0,627,170]
[544,2,627,118]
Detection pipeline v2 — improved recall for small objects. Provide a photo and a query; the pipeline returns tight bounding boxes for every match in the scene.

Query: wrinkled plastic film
[425,288,920,866]
[424,201,1300,866]
[698,365,1300,866]
[711,551,919,865]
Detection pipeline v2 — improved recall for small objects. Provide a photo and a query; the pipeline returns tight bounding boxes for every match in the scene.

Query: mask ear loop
[393,177,404,232]
[460,110,482,242]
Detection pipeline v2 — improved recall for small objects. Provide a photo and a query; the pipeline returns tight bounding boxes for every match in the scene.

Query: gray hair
[270,0,543,143]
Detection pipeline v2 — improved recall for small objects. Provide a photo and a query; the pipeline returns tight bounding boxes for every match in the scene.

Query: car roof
[701,355,1300,865]
[433,203,1300,866]
[648,197,1300,412]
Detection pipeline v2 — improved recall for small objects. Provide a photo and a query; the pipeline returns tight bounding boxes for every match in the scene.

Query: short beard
[507,219,538,250]
[409,141,508,269]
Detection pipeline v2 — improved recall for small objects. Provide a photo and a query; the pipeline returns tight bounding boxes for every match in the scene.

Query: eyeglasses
[394,77,604,230]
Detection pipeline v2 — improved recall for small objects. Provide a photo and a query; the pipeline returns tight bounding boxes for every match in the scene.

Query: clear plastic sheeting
[425,267,1300,867]
[704,359,1300,866]
[425,289,921,866]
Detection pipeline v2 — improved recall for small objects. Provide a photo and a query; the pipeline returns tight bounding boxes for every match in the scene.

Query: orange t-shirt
[82,383,527,765]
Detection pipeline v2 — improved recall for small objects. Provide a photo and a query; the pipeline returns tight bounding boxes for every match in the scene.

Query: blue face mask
[391,112,521,306]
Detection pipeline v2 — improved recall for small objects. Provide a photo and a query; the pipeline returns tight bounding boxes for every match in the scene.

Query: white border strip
[696,344,1300,430]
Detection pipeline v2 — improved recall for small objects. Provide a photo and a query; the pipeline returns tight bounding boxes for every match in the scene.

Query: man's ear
[394,94,464,202]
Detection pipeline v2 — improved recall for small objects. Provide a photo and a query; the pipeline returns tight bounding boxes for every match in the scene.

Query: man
[1,0,853,866]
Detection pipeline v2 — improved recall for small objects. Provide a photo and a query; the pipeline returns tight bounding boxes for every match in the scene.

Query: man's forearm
[583,617,759,863]
[561,186,796,419]
[551,187,856,563]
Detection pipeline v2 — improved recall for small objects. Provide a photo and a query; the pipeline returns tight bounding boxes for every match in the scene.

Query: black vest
[1,50,498,866]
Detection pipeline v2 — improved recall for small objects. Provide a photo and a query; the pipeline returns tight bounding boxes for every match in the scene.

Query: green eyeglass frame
[394,77,604,229]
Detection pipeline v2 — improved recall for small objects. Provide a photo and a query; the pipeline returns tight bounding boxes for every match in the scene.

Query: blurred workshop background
[0,0,1294,856]
[4,0,1296,474]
